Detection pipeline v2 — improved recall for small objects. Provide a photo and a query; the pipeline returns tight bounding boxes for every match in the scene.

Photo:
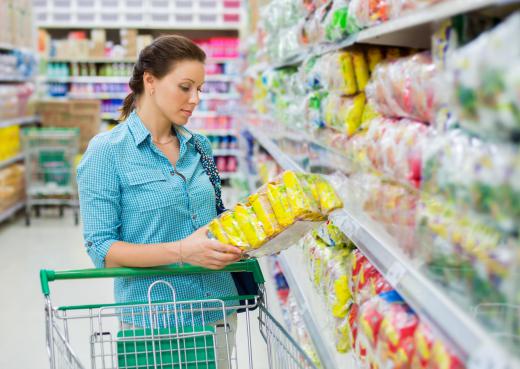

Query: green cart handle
[40,259,265,296]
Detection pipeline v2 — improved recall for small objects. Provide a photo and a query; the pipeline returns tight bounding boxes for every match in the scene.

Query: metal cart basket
[40,259,319,369]
[22,127,80,226]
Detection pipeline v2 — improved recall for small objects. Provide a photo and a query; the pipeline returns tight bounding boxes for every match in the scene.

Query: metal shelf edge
[0,115,39,128]
[0,201,25,224]
[0,154,24,169]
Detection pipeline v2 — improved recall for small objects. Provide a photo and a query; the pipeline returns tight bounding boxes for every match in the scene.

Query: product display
[0,124,21,162]
[0,164,25,213]
[208,170,343,255]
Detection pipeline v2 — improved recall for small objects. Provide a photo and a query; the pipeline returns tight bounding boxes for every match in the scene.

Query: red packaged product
[377,303,419,369]
[429,340,464,369]
[411,323,435,369]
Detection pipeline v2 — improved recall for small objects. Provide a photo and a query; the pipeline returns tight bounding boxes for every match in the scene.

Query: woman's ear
[143,71,156,95]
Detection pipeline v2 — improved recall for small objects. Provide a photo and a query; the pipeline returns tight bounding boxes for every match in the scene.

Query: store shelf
[44,57,237,64]
[191,111,219,118]
[42,75,236,84]
[101,112,119,120]
[198,129,237,136]
[0,76,33,83]
[0,201,25,225]
[68,92,128,99]
[219,172,240,180]
[0,115,39,129]
[0,42,35,54]
[37,23,241,31]
[0,154,24,170]
[271,0,520,68]
[202,93,240,100]
[278,246,356,369]
[247,123,520,368]
[213,149,241,157]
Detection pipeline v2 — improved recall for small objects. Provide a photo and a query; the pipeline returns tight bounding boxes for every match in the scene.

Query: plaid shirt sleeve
[77,134,121,268]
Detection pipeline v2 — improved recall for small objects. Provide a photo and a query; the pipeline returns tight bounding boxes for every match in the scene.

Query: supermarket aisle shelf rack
[0,154,24,170]
[0,201,25,225]
[271,0,520,68]
[42,75,238,84]
[44,57,239,64]
[246,125,520,369]
[67,92,239,100]
[0,115,39,129]
[279,246,357,369]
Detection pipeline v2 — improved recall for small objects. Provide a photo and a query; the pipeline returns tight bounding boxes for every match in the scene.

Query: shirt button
[170,170,175,176]
[192,214,197,220]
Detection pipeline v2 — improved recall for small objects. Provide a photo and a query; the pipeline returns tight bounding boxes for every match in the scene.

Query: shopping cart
[40,259,319,369]
[21,128,80,226]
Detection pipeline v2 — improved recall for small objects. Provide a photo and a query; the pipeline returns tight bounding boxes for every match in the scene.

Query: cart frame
[22,127,80,226]
[40,260,319,369]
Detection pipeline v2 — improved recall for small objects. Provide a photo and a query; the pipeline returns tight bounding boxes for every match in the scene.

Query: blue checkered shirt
[77,110,237,327]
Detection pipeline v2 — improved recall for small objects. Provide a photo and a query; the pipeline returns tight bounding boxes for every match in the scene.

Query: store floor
[0,209,268,369]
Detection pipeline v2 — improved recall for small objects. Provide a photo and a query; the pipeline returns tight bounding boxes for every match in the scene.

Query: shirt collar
[127,110,194,146]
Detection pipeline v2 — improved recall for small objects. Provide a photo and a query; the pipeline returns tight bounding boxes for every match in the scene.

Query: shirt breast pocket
[125,169,180,211]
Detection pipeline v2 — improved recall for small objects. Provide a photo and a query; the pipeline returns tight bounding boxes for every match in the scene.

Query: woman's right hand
[179,226,244,270]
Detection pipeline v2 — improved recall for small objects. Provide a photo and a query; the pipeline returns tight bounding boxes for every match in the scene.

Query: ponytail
[119,91,135,121]
[117,35,206,122]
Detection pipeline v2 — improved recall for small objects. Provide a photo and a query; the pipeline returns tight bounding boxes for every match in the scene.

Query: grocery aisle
[0,213,268,369]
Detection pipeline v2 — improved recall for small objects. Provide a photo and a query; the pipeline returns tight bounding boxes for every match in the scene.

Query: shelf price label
[386,262,407,287]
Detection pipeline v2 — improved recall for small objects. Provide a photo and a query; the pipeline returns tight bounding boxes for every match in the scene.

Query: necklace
[152,135,176,145]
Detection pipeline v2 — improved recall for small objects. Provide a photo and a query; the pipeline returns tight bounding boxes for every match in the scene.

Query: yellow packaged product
[351,50,369,91]
[385,47,402,61]
[304,174,344,214]
[208,218,230,244]
[234,203,267,249]
[248,192,282,237]
[361,103,380,128]
[345,93,366,136]
[282,170,324,221]
[367,47,384,73]
[219,211,249,249]
[339,52,358,95]
[266,183,295,227]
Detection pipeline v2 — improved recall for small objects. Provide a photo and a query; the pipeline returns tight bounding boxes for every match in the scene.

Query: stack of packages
[302,223,466,369]
[208,170,343,257]
[0,164,25,213]
[416,12,520,338]
[252,0,446,64]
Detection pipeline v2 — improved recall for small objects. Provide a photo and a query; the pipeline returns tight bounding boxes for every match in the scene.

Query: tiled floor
[0,209,268,369]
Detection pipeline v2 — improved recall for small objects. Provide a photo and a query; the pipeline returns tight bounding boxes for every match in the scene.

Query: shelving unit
[246,123,520,369]
[42,75,237,84]
[0,154,24,170]
[0,116,39,129]
[278,246,356,369]
[213,149,242,157]
[0,201,25,225]
[271,0,520,68]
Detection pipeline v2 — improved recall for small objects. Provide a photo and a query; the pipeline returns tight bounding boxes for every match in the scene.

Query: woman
[77,35,243,367]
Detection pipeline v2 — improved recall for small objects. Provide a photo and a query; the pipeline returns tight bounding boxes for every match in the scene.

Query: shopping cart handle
[40,259,265,296]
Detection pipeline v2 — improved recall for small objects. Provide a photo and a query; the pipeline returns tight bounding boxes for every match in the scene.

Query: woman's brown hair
[119,34,206,120]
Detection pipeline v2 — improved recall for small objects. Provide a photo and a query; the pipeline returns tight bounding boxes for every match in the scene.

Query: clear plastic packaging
[365,52,437,124]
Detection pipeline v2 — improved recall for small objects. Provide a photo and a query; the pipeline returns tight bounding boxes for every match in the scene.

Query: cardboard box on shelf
[38,100,101,152]
[90,29,106,58]
[137,35,153,54]
[120,29,137,58]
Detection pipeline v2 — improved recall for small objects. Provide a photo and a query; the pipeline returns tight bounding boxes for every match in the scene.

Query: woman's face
[152,59,205,125]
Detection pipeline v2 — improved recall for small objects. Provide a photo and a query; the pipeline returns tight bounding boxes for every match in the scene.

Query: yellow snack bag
[249,192,283,237]
[219,211,249,249]
[208,218,230,244]
[345,93,366,136]
[304,174,344,214]
[267,183,295,227]
[339,52,358,95]
[385,47,401,61]
[282,170,323,221]
[367,47,384,73]
[351,50,369,91]
[234,203,267,249]
[360,103,380,128]
[317,178,343,214]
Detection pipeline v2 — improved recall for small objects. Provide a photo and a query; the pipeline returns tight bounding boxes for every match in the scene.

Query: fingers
[210,250,242,263]
[208,240,243,255]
